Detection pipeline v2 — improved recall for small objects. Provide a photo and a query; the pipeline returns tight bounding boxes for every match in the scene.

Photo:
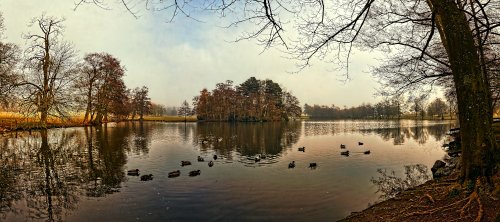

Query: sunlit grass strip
[0,112,88,130]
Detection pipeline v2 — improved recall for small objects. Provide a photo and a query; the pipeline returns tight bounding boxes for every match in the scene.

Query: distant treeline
[304,102,400,119]
[304,97,452,119]
[193,77,302,121]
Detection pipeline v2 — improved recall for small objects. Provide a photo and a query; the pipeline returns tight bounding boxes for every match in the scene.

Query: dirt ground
[340,170,500,222]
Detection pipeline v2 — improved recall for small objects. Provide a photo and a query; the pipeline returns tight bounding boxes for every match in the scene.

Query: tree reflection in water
[0,124,131,221]
[304,120,454,145]
[370,164,431,201]
[194,122,301,160]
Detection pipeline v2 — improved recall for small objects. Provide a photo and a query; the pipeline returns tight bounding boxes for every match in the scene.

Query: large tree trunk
[83,83,93,124]
[428,0,498,180]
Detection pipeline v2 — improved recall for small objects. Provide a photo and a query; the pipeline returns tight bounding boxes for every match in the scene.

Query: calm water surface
[0,120,455,221]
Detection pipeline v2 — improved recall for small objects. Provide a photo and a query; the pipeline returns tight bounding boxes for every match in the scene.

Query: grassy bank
[0,112,198,132]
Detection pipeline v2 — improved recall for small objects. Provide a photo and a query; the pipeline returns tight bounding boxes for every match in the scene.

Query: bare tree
[427,98,448,119]
[178,100,192,122]
[79,53,104,124]
[19,14,78,126]
[0,13,20,107]
[131,86,151,120]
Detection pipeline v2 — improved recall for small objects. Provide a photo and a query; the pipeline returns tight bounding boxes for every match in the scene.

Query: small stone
[431,160,446,176]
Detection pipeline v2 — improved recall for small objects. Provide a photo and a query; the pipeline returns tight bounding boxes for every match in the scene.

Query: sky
[1,0,386,108]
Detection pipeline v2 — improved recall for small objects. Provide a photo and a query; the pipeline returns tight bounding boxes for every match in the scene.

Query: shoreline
[339,122,500,221]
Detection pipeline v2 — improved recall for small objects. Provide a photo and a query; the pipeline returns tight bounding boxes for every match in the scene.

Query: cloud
[1,0,383,108]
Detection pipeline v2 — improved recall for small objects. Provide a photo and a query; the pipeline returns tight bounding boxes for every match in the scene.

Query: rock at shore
[431,160,446,178]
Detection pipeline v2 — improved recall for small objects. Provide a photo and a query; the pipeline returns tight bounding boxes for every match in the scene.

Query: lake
[0,120,455,221]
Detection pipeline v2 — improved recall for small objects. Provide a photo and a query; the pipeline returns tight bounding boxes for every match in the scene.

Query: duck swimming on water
[189,170,201,177]
[140,174,153,181]
[340,144,346,149]
[288,161,296,168]
[340,150,350,156]
[197,156,204,162]
[127,169,139,176]
[168,170,181,178]
[181,161,192,166]
[208,161,214,167]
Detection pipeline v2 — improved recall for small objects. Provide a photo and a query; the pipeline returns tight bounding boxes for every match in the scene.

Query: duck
[127,169,139,176]
[208,161,214,167]
[140,174,153,181]
[181,161,192,166]
[168,170,181,178]
[298,147,305,152]
[197,156,204,162]
[255,154,261,162]
[363,150,371,155]
[288,161,296,168]
[309,163,317,168]
[189,170,201,177]
[341,150,350,156]
[261,154,267,159]
[358,142,364,145]
[213,154,218,160]
[340,144,346,149]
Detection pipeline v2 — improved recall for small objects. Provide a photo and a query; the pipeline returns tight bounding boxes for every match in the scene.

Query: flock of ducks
[127,154,220,181]
[339,142,371,156]
[127,140,372,180]
[287,141,372,169]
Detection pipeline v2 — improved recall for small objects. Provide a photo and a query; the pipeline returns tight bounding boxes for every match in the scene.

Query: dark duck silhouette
[363,150,371,154]
[358,142,364,145]
[213,154,218,160]
[140,174,153,181]
[340,144,346,149]
[189,170,201,177]
[181,161,192,166]
[288,161,296,168]
[127,169,139,176]
[309,163,317,168]
[340,150,350,156]
[298,147,305,152]
[197,156,204,162]
[208,161,214,167]
[168,170,181,178]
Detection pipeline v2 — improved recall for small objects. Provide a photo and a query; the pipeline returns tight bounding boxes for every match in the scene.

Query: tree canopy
[193,78,301,121]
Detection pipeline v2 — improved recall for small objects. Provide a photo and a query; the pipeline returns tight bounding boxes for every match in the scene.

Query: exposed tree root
[405,179,485,222]
[418,193,435,203]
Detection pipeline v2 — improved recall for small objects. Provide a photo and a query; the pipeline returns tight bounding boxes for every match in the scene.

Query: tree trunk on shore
[428,0,498,181]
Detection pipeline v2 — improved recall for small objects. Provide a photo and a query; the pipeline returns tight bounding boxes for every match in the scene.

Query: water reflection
[193,122,301,160]
[370,164,431,201]
[304,120,454,145]
[0,123,134,221]
[0,120,454,221]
